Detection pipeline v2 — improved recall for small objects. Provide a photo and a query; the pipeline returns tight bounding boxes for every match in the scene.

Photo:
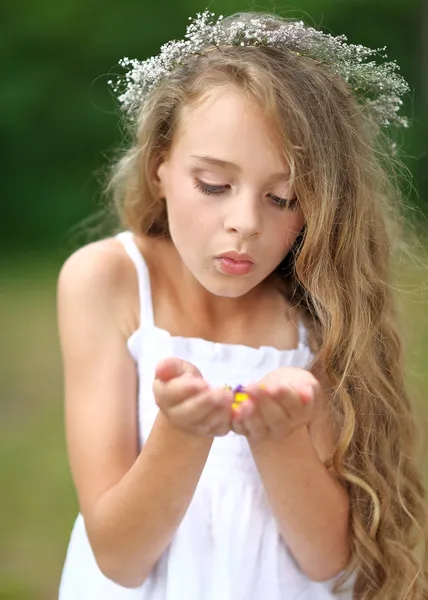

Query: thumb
[154,357,202,382]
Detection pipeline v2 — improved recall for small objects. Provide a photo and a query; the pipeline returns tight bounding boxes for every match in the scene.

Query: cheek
[169,178,222,231]
[269,212,305,260]
[165,178,213,238]
[287,207,305,235]
[291,212,305,238]
[275,210,304,239]
[164,170,193,216]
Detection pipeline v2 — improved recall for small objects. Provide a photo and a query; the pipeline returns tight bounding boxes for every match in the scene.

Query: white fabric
[59,231,355,599]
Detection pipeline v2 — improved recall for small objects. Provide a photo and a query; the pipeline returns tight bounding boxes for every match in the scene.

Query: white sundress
[58,230,355,600]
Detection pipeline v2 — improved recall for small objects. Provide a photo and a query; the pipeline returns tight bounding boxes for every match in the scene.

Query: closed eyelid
[191,167,232,184]
[193,174,292,192]
[195,177,294,199]
[270,190,297,200]
[194,179,297,211]
[190,157,290,186]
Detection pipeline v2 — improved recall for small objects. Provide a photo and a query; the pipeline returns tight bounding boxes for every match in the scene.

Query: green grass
[0,254,427,599]
[0,261,78,600]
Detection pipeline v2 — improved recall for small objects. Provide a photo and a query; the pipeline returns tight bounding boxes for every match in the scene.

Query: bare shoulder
[57,237,141,519]
[58,237,135,304]
[57,237,139,339]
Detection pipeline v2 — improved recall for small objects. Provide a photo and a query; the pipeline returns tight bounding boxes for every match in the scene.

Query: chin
[198,274,256,298]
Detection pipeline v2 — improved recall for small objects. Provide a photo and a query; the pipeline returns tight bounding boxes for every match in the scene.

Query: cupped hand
[231,367,320,441]
[153,357,234,438]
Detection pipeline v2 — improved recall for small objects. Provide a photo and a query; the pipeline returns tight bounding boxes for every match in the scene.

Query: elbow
[305,566,345,584]
[85,510,153,588]
[304,549,351,583]
[306,505,352,582]
[96,555,151,588]
[89,530,152,588]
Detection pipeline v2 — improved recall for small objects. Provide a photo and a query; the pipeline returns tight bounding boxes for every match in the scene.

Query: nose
[223,192,262,238]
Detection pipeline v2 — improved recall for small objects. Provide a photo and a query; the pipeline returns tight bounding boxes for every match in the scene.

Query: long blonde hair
[106,12,428,599]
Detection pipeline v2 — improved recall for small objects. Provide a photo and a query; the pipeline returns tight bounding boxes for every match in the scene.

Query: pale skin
[58,85,350,588]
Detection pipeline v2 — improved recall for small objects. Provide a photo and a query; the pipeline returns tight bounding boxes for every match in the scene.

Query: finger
[154,357,201,382]
[247,384,305,439]
[247,385,286,427]
[189,387,231,423]
[298,383,317,405]
[241,409,268,440]
[274,384,315,427]
[231,418,250,437]
[171,387,232,426]
[233,397,255,421]
[153,375,208,408]
[271,385,299,417]
[231,400,257,437]
[199,407,232,437]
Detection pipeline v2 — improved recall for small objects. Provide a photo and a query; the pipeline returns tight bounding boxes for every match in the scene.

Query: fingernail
[231,407,243,421]
[300,385,314,404]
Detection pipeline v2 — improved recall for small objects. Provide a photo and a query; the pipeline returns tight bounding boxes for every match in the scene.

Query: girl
[57,10,428,600]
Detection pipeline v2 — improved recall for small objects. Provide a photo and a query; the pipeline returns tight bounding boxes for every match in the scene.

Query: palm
[259,366,317,392]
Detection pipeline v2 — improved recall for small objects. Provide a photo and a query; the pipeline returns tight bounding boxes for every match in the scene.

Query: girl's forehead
[180,86,263,124]
[173,87,284,157]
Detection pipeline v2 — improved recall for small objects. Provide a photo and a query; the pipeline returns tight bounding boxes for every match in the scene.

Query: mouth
[214,254,255,276]
[216,251,255,263]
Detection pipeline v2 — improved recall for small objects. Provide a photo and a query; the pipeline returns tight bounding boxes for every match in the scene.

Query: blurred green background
[1,1,427,599]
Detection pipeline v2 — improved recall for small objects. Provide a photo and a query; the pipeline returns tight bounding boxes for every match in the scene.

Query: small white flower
[108,8,409,129]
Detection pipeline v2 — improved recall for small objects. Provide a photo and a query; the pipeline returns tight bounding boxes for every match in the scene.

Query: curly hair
[105,13,428,599]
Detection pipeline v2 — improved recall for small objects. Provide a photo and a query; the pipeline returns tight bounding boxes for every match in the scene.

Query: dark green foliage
[1,0,425,254]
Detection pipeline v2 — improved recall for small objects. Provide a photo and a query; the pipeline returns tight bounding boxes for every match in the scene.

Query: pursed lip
[216,251,255,263]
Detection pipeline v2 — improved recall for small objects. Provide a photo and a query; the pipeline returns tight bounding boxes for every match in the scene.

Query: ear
[150,153,168,198]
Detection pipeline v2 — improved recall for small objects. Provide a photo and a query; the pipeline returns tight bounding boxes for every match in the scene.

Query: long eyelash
[193,179,226,195]
[194,179,298,211]
[267,194,299,211]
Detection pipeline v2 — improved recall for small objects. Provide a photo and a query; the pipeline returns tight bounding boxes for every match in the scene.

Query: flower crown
[109,9,409,130]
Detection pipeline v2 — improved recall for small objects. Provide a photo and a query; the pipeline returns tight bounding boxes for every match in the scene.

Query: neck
[160,238,281,331]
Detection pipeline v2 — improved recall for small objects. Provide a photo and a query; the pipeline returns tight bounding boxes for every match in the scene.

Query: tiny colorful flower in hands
[224,384,251,410]
[231,368,319,440]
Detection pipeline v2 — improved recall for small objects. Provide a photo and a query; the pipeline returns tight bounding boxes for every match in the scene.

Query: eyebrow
[189,154,290,182]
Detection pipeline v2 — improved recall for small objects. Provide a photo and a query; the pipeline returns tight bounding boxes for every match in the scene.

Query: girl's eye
[267,193,299,211]
[193,179,227,195]
[193,179,298,211]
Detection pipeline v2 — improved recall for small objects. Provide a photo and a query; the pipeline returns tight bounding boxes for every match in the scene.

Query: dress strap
[115,231,155,328]
[297,318,308,348]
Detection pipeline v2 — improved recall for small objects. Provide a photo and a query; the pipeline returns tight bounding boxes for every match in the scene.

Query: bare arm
[232,367,350,581]
[58,240,212,588]
[249,425,350,582]
[89,412,212,587]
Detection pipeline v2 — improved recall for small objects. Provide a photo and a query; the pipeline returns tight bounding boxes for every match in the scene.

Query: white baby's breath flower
[109,9,409,131]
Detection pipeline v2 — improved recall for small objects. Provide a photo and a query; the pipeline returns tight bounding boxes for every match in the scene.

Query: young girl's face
[156,86,305,298]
